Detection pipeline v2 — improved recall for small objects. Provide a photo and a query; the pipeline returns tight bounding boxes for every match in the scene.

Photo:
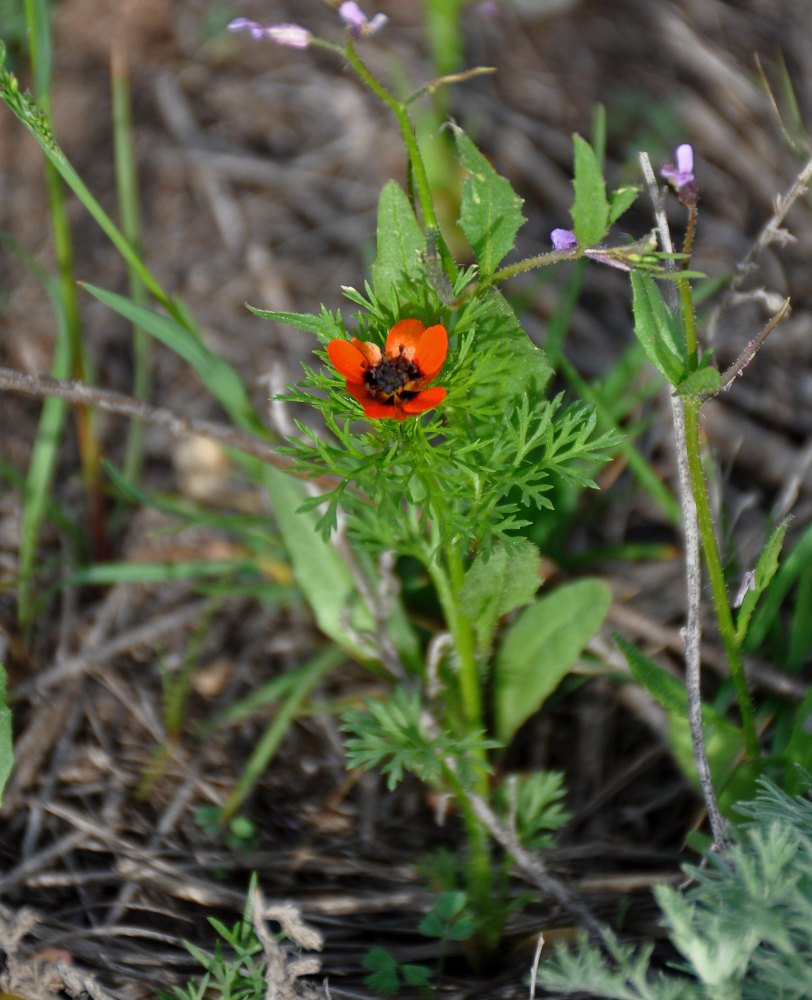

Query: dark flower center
[363,350,422,402]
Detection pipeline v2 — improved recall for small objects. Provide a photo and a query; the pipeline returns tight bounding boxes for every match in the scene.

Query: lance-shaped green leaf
[735,517,790,645]
[630,272,687,386]
[454,127,525,277]
[244,303,343,346]
[471,289,552,401]
[608,184,639,226]
[372,181,427,312]
[571,135,609,247]
[81,283,265,435]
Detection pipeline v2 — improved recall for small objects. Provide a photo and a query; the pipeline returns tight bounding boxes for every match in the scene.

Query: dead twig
[707,153,812,341]
[638,151,729,852]
[717,298,791,393]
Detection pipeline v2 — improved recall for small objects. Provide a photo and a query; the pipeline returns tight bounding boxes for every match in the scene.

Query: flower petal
[401,386,446,414]
[339,2,365,27]
[413,325,447,381]
[350,338,383,367]
[227,18,312,47]
[551,228,578,251]
[385,319,425,360]
[327,339,367,383]
[675,143,694,176]
[362,398,400,420]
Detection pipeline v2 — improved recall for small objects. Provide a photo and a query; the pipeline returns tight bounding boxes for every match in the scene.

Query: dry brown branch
[638,151,729,852]
[0,366,293,470]
[707,154,812,341]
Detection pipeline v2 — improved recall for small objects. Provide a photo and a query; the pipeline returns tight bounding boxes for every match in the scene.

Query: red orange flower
[327,319,447,422]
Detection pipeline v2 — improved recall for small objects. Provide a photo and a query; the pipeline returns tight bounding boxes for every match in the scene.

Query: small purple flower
[338,1,388,37]
[551,228,578,252]
[227,18,312,48]
[661,144,697,206]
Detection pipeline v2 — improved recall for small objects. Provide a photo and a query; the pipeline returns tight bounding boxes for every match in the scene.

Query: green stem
[481,250,580,292]
[24,0,107,560]
[111,45,150,486]
[338,38,456,280]
[678,206,699,364]
[427,546,482,737]
[683,398,759,759]
[441,759,500,951]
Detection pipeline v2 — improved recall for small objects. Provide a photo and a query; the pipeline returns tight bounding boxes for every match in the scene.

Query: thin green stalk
[1,64,185,325]
[683,398,759,759]
[111,42,150,485]
[339,38,456,280]
[481,249,579,291]
[426,547,481,738]
[677,206,699,365]
[222,646,345,821]
[20,0,106,624]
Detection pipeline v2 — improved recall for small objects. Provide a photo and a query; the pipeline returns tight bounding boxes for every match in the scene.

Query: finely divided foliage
[538,777,812,999]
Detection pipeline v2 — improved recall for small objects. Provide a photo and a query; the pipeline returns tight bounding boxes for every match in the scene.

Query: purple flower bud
[551,228,578,252]
[661,144,697,206]
[227,18,312,49]
[338,1,388,37]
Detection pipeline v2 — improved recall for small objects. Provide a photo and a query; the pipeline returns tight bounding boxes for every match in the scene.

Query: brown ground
[1,1,812,997]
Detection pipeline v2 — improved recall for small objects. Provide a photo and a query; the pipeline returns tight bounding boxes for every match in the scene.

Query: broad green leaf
[493,579,611,742]
[244,303,342,346]
[608,184,639,225]
[372,181,427,312]
[455,127,525,277]
[81,283,265,435]
[472,289,552,401]
[630,272,687,386]
[261,464,372,658]
[0,665,12,806]
[459,540,541,659]
[736,517,789,645]
[666,708,756,815]
[571,135,609,247]
[675,365,721,397]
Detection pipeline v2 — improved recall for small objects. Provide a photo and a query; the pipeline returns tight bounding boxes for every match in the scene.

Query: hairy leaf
[455,127,525,277]
[372,181,427,312]
[571,135,609,247]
